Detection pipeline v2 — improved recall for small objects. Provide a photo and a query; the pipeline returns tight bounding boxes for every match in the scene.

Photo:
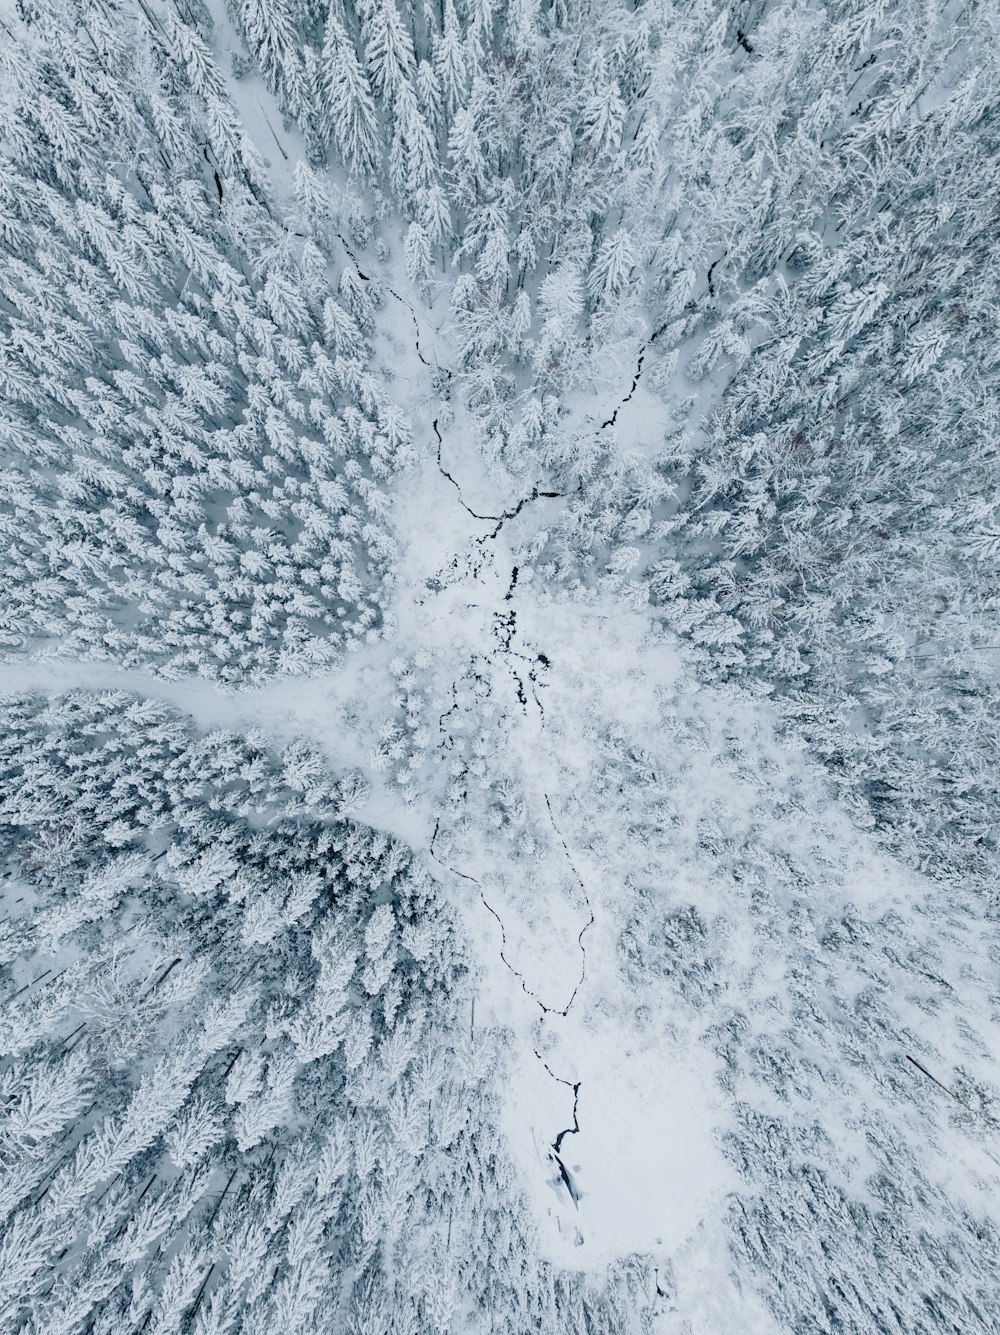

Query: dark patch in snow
[599,321,670,429]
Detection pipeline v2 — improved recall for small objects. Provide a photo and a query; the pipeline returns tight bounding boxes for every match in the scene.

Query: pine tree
[322,11,382,177]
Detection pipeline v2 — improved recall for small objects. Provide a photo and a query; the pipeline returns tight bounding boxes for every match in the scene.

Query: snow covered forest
[1,0,999,1328]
